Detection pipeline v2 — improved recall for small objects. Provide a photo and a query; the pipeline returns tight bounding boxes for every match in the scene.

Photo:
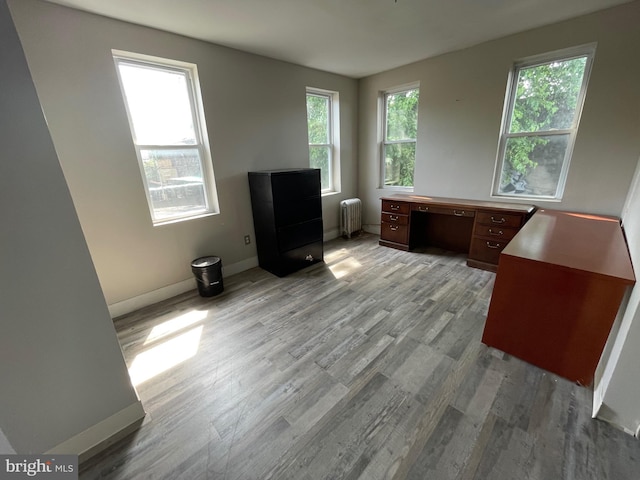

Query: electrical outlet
[244,235,251,245]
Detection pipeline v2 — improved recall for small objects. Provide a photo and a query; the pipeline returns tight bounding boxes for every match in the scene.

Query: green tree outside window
[497,53,591,197]
[383,88,419,187]
[306,92,332,191]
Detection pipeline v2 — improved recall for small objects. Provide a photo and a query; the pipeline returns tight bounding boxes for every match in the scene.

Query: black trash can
[191,256,223,297]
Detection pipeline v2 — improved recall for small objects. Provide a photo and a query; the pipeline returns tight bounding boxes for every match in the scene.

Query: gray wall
[0,0,140,453]
[595,156,640,435]
[9,0,358,311]
[358,1,640,228]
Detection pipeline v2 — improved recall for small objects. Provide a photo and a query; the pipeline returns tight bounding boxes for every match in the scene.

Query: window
[113,51,218,225]
[382,85,419,188]
[493,45,595,199]
[306,88,339,193]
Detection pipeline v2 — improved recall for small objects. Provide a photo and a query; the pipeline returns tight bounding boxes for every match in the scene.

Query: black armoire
[248,168,324,277]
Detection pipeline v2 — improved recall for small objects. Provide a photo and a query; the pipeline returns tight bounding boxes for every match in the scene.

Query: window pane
[384,142,415,187]
[309,145,330,190]
[499,134,570,196]
[306,94,329,144]
[118,63,197,145]
[385,89,419,141]
[509,57,587,133]
[140,148,207,220]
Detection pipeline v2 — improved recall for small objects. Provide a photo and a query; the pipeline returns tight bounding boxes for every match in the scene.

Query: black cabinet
[248,168,323,277]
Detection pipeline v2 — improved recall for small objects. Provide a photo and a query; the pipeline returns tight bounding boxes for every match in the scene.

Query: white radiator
[340,198,362,238]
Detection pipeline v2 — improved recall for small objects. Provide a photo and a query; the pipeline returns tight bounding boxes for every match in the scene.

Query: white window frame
[112,50,219,225]
[492,44,596,200]
[380,82,420,190]
[306,87,340,194]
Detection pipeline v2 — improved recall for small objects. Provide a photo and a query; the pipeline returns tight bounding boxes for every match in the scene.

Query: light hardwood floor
[80,233,640,479]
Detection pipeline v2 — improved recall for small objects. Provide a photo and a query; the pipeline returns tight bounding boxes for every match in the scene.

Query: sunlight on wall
[567,212,618,223]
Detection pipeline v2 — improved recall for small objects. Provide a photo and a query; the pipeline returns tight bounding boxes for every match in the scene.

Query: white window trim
[306,87,340,195]
[379,82,420,191]
[112,49,219,225]
[491,44,596,201]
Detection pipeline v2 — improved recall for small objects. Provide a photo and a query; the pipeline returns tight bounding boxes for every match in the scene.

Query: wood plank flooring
[80,233,640,479]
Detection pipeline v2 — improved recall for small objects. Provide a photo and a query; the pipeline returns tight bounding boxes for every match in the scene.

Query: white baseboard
[592,382,604,418]
[593,402,640,438]
[0,428,15,454]
[107,227,368,318]
[108,278,195,318]
[324,228,340,241]
[46,401,145,464]
[108,256,259,318]
[363,224,381,235]
[108,233,353,318]
[224,255,259,277]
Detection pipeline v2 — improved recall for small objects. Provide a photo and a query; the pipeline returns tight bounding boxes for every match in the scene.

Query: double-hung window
[493,45,595,199]
[113,51,218,225]
[382,85,419,188]
[306,88,340,193]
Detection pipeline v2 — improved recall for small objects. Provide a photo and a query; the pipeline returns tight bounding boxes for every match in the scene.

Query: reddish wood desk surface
[482,209,635,385]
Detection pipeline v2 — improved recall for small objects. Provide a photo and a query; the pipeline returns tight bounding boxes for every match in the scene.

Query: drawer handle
[390,204,400,211]
[418,206,429,212]
[454,210,465,216]
[490,216,506,224]
[486,241,502,249]
[390,215,399,221]
[488,229,503,236]
[305,254,314,261]
[390,225,399,231]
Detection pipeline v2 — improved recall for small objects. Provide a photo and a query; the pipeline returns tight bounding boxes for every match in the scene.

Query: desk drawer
[469,237,507,265]
[473,224,519,241]
[412,204,474,217]
[381,212,409,225]
[476,211,523,228]
[381,222,409,244]
[382,200,410,215]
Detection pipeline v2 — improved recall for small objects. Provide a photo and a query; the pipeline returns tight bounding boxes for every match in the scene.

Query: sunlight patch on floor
[328,257,362,279]
[144,309,208,345]
[324,247,349,264]
[129,325,203,386]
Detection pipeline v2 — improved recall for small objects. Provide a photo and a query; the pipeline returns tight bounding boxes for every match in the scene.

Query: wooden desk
[379,194,535,272]
[482,209,635,385]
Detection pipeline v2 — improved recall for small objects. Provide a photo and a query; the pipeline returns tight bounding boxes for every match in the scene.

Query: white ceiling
[43,0,632,78]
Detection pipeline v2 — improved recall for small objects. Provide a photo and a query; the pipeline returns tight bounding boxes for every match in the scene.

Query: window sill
[490,193,562,203]
[153,211,219,227]
[379,185,414,192]
[321,190,341,197]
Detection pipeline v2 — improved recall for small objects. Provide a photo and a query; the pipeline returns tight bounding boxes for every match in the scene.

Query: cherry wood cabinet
[468,209,528,271]
[379,194,535,272]
[482,209,635,385]
[380,200,411,250]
